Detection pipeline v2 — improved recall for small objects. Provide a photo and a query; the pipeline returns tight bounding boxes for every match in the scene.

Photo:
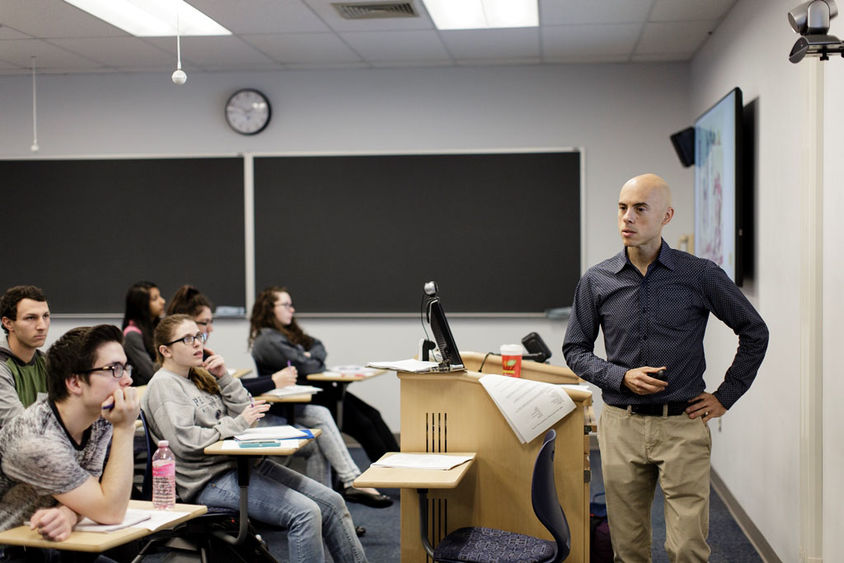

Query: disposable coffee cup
[500,344,523,378]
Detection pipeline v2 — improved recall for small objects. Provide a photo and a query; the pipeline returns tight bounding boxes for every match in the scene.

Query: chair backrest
[138,410,156,500]
[531,429,571,562]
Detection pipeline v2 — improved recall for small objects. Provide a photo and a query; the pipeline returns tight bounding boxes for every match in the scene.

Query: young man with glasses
[0,324,139,550]
[0,285,52,428]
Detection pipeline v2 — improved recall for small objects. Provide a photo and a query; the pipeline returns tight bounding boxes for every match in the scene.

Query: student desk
[353,452,476,489]
[229,368,252,379]
[306,369,386,430]
[354,453,476,558]
[255,390,313,425]
[0,500,207,553]
[396,352,592,562]
[203,430,320,544]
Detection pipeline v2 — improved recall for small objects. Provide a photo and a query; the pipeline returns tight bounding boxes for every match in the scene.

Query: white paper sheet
[372,453,474,470]
[73,508,191,532]
[261,385,321,397]
[479,374,577,444]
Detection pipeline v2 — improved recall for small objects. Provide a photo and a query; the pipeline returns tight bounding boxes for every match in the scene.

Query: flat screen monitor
[427,298,464,370]
[694,87,744,285]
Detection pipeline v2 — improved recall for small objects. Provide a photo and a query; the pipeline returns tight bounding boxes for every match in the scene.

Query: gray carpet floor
[336,447,763,562]
[149,446,763,562]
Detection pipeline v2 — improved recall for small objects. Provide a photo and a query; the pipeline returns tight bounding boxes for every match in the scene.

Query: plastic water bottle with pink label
[151,440,176,509]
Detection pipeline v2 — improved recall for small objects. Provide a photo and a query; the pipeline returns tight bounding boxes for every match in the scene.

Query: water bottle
[151,440,176,509]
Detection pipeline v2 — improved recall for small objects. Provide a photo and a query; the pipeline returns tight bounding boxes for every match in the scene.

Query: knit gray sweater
[141,368,253,501]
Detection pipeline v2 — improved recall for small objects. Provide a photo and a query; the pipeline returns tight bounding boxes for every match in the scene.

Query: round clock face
[225,89,271,135]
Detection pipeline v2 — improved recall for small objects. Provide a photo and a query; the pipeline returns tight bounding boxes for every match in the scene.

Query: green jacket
[0,335,48,428]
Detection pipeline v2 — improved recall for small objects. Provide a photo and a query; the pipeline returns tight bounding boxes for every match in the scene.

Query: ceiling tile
[242,33,363,64]
[631,52,689,62]
[49,37,172,69]
[0,58,24,70]
[540,0,652,25]
[189,0,331,34]
[304,0,436,32]
[144,36,277,69]
[0,0,737,73]
[0,38,105,71]
[455,56,542,66]
[650,0,737,22]
[369,59,452,68]
[341,30,451,62]
[636,21,716,56]
[284,61,369,70]
[0,26,31,40]
[440,28,540,60]
[542,23,642,60]
[0,0,130,39]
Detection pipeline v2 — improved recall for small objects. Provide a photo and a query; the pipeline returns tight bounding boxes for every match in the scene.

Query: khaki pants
[598,404,712,563]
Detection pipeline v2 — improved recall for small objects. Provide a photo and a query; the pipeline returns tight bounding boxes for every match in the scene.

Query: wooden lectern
[398,351,592,562]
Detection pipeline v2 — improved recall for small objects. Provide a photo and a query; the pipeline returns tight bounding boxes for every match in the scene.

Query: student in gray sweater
[166,284,391,508]
[141,314,366,563]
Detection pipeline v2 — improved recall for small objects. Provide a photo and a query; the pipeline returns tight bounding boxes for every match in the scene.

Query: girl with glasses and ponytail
[167,285,391,509]
[141,314,367,563]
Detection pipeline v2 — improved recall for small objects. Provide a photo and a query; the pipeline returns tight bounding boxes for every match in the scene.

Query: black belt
[609,402,688,416]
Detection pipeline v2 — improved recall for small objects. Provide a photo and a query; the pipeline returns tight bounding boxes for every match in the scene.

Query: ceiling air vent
[332,2,419,19]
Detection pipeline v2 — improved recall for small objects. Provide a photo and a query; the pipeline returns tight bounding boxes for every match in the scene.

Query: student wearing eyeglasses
[249,287,399,466]
[142,314,367,563]
[0,325,139,557]
[120,281,166,386]
[166,285,391,510]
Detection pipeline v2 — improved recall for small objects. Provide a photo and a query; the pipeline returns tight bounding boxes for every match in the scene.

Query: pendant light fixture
[171,8,187,84]
[30,56,39,152]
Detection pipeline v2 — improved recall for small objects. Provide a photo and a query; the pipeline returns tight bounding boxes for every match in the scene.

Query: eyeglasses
[165,332,208,346]
[275,302,294,309]
[195,319,214,327]
[82,363,133,379]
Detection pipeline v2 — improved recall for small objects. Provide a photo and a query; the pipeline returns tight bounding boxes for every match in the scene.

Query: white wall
[691,0,842,560]
[0,63,691,433]
[822,37,844,563]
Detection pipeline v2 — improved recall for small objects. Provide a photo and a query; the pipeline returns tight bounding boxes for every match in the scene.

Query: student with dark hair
[0,324,138,553]
[249,287,399,464]
[142,314,367,563]
[167,285,391,508]
[120,281,166,386]
[0,285,51,427]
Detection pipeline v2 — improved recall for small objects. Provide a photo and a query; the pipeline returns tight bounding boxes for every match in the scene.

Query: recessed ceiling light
[422,0,538,30]
[64,0,231,37]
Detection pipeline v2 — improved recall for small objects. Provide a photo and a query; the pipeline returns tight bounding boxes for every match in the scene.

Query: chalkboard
[254,152,580,314]
[0,158,245,314]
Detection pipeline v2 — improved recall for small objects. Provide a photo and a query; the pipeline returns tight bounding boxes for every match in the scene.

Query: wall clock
[225,89,271,135]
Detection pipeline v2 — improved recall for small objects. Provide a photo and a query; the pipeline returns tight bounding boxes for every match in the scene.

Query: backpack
[590,491,614,563]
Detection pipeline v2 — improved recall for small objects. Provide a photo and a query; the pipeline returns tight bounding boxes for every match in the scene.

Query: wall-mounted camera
[788,0,844,62]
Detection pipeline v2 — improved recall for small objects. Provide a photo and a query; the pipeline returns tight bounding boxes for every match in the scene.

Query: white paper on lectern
[367,359,440,372]
[479,374,577,444]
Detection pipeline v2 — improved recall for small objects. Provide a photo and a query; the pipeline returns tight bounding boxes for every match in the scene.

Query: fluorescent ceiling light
[423,0,538,30]
[64,0,231,36]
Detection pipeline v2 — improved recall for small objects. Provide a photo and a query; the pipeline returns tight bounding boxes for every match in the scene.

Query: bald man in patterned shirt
[563,173,768,562]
